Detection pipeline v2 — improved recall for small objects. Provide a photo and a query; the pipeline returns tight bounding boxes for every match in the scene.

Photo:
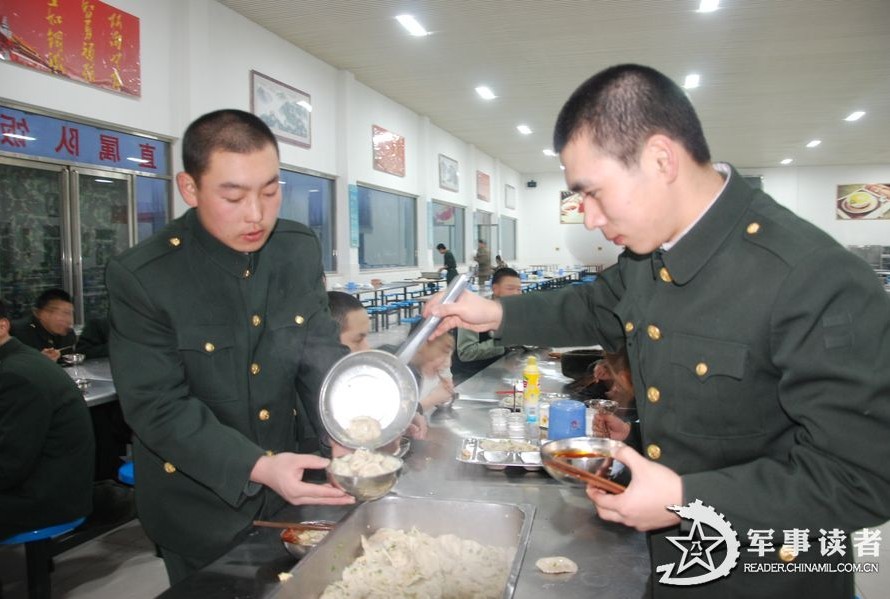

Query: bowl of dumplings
[327,449,404,501]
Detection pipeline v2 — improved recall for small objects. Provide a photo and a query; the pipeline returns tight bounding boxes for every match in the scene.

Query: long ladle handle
[395,273,471,364]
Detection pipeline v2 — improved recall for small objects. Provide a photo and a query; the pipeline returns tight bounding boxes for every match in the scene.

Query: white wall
[515,164,890,270]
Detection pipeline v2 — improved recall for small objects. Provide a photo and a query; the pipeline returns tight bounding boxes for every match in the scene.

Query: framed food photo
[560,191,583,224]
[372,125,406,177]
[476,171,491,202]
[250,70,311,148]
[438,154,459,192]
[836,183,890,220]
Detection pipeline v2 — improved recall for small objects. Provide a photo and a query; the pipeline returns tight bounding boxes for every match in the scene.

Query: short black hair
[492,267,520,285]
[35,288,73,310]
[436,243,446,250]
[182,109,279,183]
[327,291,365,328]
[0,297,7,320]
[553,64,710,167]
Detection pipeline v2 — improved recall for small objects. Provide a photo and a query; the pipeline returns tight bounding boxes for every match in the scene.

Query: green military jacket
[0,338,94,538]
[498,166,890,597]
[107,209,347,562]
[10,315,77,359]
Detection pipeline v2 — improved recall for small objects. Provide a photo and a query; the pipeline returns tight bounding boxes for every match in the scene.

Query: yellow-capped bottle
[523,356,540,423]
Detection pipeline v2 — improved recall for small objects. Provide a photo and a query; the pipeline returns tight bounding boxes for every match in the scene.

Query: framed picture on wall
[560,190,583,224]
[835,183,890,220]
[250,70,311,148]
[438,154,459,192]
[476,171,491,202]
[372,125,406,177]
[504,184,516,209]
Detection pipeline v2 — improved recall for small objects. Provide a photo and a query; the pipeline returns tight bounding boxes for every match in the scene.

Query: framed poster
[372,125,406,177]
[836,183,890,220]
[438,154,459,192]
[250,70,311,148]
[504,184,516,209]
[560,191,583,224]
[476,171,491,202]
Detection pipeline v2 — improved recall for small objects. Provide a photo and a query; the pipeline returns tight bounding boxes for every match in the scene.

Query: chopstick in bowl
[253,519,334,532]
[545,458,626,494]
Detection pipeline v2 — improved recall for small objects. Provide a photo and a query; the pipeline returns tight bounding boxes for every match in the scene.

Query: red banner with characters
[1,0,141,97]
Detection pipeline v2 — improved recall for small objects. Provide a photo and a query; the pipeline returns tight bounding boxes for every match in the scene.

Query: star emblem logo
[666,519,725,574]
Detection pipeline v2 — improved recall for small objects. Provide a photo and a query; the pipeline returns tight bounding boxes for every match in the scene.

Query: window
[501,216,517,262]
[474,210,497,256]
[358,185,416,269]
[135,176,171,242]
[432,201,465,263]
[278,168,336,272]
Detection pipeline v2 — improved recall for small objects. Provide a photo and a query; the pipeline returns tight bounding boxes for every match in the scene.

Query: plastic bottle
[523,356,540,423]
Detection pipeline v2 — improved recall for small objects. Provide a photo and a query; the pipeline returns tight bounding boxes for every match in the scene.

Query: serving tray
[456,436,542,470]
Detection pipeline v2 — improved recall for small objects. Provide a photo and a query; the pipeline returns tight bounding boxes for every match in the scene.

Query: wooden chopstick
[253,519,334,531]
[545,458,626,494]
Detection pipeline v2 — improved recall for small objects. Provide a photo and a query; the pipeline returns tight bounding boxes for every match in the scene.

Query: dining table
[159,348,650,598]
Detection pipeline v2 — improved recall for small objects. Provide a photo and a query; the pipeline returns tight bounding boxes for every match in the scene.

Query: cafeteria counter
[160,349,649,598]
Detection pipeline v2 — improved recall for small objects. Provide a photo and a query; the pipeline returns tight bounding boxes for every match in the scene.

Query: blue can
[548,399,587,440]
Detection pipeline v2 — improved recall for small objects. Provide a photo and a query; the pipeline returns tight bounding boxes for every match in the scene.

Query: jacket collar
[187,209,260,279]
[661,164,754,285]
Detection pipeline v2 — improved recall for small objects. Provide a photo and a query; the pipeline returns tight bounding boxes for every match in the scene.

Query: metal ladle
[319,273,470,449]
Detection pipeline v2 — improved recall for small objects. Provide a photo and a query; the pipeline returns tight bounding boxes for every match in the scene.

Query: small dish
[482,450,509,470]
[540,437,625,487]
[519,451,542,471]
[280,521,335,558]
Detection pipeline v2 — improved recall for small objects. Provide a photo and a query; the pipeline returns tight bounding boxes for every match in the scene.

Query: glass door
[72,168,133,323]
[0,157,70,320]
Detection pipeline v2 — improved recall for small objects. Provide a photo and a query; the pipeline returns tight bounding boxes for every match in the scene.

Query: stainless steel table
[161,349,649,598]
[64,357,117,407]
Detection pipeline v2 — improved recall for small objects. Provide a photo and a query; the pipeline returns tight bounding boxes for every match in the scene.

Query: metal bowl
[327,457,404,501]
[540,437,625,487]
[280,521,335,558]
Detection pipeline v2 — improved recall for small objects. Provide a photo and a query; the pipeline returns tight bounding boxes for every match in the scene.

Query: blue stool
[118,461,135,486]
[1,517,86,599]
[402,315,422,326]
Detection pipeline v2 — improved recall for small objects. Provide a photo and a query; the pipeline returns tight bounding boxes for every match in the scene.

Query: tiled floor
[2,320,887,598]
[0,322,414,599]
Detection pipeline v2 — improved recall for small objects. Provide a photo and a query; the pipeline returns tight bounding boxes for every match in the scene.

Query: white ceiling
[217,0,890,175]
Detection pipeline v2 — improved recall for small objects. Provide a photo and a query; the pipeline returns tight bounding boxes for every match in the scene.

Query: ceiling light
[698,0,719,12]
[780,158,793,165]
[806,140,821,148]
[395,15,429,37]
[516,124,532,135]
[475,86,496,100]
[543,149,557,157]
[683,74,700,89]
[844,111,865,122]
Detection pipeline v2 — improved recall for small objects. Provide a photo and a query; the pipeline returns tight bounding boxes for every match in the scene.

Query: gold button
[647,386,661,403]
[168,237,181,247]
[258,409,270,421]
[163,462,176,474]
[294,314,305,325]
[243,269,251,278]
[647,325,662,340]
[624,321,635,333]
[746,222,761,235]
[778,545,796,562]
[659,267,672,283]
[251,314,262,327]
[250,363,261,375]
[204,342,215,353]
[646,444,662,460]
[265,450,275,457]
[695,362,708,377]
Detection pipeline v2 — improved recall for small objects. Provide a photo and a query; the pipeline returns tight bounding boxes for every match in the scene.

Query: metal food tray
[456,436,543,470]
[272,495,535,599]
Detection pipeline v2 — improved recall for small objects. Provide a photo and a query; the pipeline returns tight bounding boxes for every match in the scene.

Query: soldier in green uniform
[429,65,890,597]
[106,110,353,584]
[10,288,77,362]
[0,298,94,539]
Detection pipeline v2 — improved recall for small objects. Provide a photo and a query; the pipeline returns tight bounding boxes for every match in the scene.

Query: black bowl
[560,349,604,380]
